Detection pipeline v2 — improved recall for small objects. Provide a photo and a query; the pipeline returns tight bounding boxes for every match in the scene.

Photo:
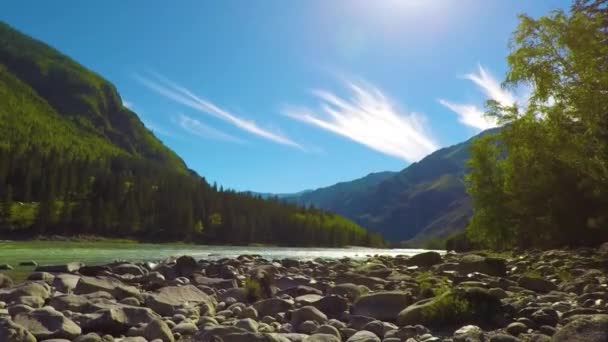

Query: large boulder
[14,306,81,340]
[553,314,608,341]
[74,276,141,300]
[457,255,507,277]
[353,292,412,322]
[408,251,442,267]
[0,282,50,303]
[0,317,36,342]
[53,274,80,293]
[48,294,102,313]
[76,304,160,335]
[145,285,214,316]
[397,287,503,327]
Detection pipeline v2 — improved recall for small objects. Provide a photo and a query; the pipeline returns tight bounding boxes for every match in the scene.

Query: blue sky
[2,0,569,193]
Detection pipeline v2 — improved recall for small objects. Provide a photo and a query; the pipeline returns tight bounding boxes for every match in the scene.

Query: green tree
[466,0,608,249]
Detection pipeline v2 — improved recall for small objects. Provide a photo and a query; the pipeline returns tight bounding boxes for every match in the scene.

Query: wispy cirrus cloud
[134,72,302,149]
[439,65,521,130]
[283,81,438,162]
[177,114,244,143]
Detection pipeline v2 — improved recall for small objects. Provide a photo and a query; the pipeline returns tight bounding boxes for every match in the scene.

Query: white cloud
[438,99,498,130]
[134,72,302,150]
[283,81,438,162]
[177,114,245,143]
[439,64,522,130]
[464,65,516,106]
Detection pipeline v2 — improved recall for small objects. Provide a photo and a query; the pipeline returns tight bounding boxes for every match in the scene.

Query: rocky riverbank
[1,248,608,342]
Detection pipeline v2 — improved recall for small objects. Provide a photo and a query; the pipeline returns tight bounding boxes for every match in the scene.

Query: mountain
[285,131,496,243]
[0,22,383,247]
[0,22,185,168]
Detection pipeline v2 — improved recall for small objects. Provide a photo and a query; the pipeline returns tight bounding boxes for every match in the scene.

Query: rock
[0,282,50,303]
[304,334,341,342]
[112,263,146,276]
[298,320,320,334]
[361,320,390,338]
[74,276,141,300]
[453,325,484,342]
[14,306,81,340]
[518,276,557,293]
[489,334,520,342]
[457,255,507,277]
[277,285,322,298]
[53,274,80,293]
[145,285,214,316]
[506,322,527,336]
[73,333,103,342]
[353,291,412,321]
[397,288,502,327]
[356,263,392,278]
[330,283,368,301]
[346,330,381,342]
[553,314,608,341]
[0,274,13,289]
[531,308,558,326]
[240,306,258,320]
[35,262,84,273]
[27,272,55,283]
[0,317,36,342]
[311,295,348,318]
[315,324,340,338]
[254,298,294,317]
[236,318,259,332]
[408,251,442,267]
[194,325,248,341]
[175,255,199,277]
[191,274,237,289]
[77,305,160,335]
[78,265,111,277]
[291,306,327,328]
[172,322,198,335]
[295,294,324,305]
[143,318,175,342]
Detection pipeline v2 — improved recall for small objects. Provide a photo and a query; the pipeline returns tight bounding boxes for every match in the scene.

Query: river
[0,240,434,280]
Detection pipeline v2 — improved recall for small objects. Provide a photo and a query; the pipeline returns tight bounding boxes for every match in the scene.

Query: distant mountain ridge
[283,130,497,243]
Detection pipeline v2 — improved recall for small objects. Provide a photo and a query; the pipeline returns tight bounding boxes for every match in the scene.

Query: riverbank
[1,247,605,341]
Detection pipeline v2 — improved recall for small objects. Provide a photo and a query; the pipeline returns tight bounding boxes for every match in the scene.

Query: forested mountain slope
[286,130,497,243]
[0,22,383,247]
